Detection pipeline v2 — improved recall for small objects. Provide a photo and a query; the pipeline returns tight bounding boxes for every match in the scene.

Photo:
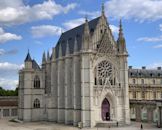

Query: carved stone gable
[97,31,116,57]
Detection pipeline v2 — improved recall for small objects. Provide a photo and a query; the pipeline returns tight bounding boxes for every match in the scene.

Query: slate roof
[0,96,18,107]
[0,100,18,107]
[24,52,32,62]
[32,60,40,70]
[55,16,101,58]
[128,68,162,78]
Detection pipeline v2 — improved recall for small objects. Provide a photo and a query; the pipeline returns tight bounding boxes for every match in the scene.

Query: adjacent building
[129,66,162,127]
[0,96,18,119]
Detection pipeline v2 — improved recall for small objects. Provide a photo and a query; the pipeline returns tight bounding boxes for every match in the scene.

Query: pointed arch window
[33,99,40,108]
[34,75,40,89]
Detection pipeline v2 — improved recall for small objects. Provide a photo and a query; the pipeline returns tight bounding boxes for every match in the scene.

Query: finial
[52,47,56,60]
[59,44,62,57]
[42,51,46,63]
[85,14,88,23]
[102,2,105,15]
[66,40,70,55]
[47,51,50,61]
[119,18,124,38]
[74,36,78,52]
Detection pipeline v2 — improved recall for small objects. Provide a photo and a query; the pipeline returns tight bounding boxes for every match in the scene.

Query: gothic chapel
[18,4,130,127]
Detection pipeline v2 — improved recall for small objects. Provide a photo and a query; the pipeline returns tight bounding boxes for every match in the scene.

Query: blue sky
[1,0,162,89]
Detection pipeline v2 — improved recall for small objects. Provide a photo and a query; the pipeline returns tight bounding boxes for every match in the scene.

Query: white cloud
[0,48,18,55]
[147,62,162,69]
[109,25,119,34]
[0,27,22,43]
[160,24,162,31]
[78,11,100,18]
[137,35,162,42]
[153,44,162,49]
[106,0,162,22]
[0,78,18,90]
[63,18,85,30]
[0,0,77,26]
[31,25,63,38]
[0,62,23,90]
[0,62,23,70]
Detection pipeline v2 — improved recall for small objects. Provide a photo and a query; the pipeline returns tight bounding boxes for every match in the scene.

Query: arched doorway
[101,98,110,121]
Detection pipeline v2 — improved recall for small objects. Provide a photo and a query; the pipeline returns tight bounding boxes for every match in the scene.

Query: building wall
[129,67,162,125]
[0,96,18,119]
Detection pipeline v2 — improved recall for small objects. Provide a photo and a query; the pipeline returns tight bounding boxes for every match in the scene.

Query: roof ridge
[62,16,101,35]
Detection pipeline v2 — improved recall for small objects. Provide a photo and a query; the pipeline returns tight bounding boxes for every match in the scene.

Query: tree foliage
[0,87,18,96]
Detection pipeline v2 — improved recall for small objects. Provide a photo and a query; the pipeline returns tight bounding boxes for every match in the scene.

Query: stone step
[96,121,123,127]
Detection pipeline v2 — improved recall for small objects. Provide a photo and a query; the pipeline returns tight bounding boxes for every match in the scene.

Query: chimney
[142,66,146,69]
[129,66,132,69]
[157,67,161,70]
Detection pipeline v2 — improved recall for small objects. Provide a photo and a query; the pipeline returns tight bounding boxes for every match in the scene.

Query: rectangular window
[11,109,17,116]
[3,109,9,117]
[142,91,145,99]
[133,92,136,99]
[154,92,156,99]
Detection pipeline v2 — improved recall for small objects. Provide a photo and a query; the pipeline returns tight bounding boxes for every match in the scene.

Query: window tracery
[94,60,114,85]
[33,98,40,108]
[34,75,40,89]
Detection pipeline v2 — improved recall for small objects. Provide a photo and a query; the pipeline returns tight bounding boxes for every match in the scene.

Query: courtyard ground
[0,119,160,130]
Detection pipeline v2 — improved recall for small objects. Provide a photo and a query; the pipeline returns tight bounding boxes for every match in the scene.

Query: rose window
[97,60,112,80]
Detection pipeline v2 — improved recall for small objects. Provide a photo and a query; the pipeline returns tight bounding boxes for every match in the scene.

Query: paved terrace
[0,119,160,130]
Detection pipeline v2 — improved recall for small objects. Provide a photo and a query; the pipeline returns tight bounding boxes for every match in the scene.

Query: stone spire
[52,47,56,60]
[42,51,46,64]
[82,17,90,50]
[74,37,78,52]
[102,2,105,16]
[47,51,50,62]
[119,19,124,39]
[117,19,127,54]
[25,49,32,62]
[66,40,70,55]
[59,44,62,57]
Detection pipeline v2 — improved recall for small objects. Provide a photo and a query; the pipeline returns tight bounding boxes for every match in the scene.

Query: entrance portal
[102,98,110,121]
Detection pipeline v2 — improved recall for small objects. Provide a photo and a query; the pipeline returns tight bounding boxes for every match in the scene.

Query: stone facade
[18,5,130,127]
[129,66,162,127]
[0,96,18,119]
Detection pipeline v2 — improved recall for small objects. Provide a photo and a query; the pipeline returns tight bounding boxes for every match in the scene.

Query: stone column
[50,48,57,122]
[81,51,94,127]
[147,106,153,122]
[57,45,65,123]
[64,43,73,124]
[159,107,162,127]
[73,53,81,126]
[136,105,141,122]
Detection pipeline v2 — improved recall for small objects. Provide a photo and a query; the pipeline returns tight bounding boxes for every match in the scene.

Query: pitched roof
[24,52,32,62]
[0,100,18,107]
[55,16,101,58]
[32,60,40,70]
[129,68,162,78]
